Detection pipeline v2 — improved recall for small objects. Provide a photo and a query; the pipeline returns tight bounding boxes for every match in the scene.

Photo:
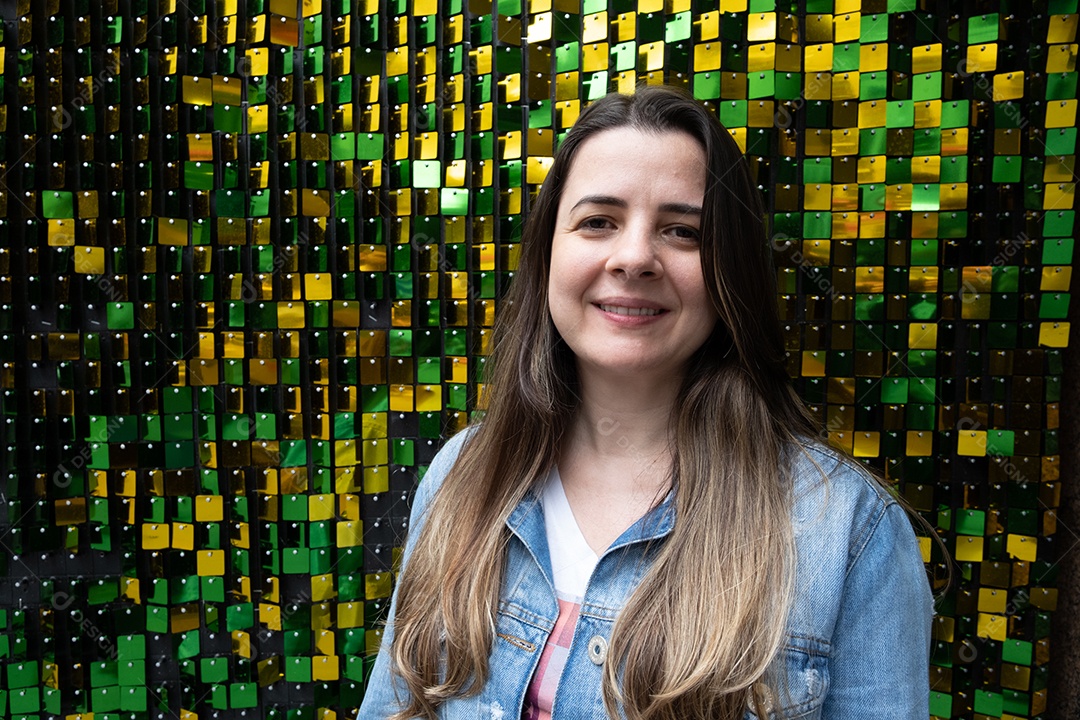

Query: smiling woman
[548,127,717,393]
[358,85,934,720]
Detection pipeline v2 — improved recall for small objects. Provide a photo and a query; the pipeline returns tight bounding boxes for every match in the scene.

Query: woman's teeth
[599,305,662,316]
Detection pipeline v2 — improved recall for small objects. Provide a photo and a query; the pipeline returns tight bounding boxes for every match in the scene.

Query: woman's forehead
[557,128,708,210]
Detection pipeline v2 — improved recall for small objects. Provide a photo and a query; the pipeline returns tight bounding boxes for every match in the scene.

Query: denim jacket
[359,429,934,719]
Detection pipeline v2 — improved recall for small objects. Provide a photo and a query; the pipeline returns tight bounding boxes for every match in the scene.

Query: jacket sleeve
[820,498,935,719]
[356,428,476,720]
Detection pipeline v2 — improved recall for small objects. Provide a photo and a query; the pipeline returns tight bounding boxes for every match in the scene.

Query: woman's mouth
[596,304,665,317]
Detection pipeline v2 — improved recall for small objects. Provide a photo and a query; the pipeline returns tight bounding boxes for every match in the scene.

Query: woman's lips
[596,304,665,317]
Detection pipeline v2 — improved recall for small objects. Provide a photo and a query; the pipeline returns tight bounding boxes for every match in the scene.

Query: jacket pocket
[744,635,830,720]
[442,698,515,720]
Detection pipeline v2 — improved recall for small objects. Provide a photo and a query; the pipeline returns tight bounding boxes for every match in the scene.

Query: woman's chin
[576,356,686,384]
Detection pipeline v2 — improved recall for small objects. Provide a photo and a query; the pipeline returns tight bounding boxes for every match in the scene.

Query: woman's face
[547,127,720,383]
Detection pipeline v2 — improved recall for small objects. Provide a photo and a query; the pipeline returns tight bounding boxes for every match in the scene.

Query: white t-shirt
[521,467,600,720]
[543,466,600,600]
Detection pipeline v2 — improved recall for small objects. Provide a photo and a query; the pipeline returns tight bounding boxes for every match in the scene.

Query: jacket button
[587,635,608,665]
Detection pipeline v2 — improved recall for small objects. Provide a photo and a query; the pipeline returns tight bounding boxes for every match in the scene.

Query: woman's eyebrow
[658,203,702,216]
[570,194,626,211]
[569,195,703,216]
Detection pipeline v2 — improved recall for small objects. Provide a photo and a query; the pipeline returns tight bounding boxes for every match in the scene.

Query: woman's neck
[567,367,682,465]
[556,369,682,553]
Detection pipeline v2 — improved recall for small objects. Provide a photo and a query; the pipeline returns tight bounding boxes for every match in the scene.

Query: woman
[358,85,934,719]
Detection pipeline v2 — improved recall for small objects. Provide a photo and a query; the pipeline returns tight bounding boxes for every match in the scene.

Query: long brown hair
[386,85,819,719]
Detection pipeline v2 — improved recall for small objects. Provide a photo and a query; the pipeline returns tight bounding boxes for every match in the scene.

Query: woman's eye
[669,226,700,241]
[579,217,612,231]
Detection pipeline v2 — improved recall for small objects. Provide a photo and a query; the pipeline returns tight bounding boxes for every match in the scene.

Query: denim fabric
[358,429,934,719]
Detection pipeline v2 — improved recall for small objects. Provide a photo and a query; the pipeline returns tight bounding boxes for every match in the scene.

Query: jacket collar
[505,485,676,562]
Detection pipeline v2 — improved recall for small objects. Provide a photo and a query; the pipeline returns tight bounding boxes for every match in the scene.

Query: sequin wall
[0,0,1075,717]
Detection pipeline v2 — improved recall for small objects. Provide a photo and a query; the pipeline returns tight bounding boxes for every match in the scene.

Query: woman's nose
[605,226,662,279]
